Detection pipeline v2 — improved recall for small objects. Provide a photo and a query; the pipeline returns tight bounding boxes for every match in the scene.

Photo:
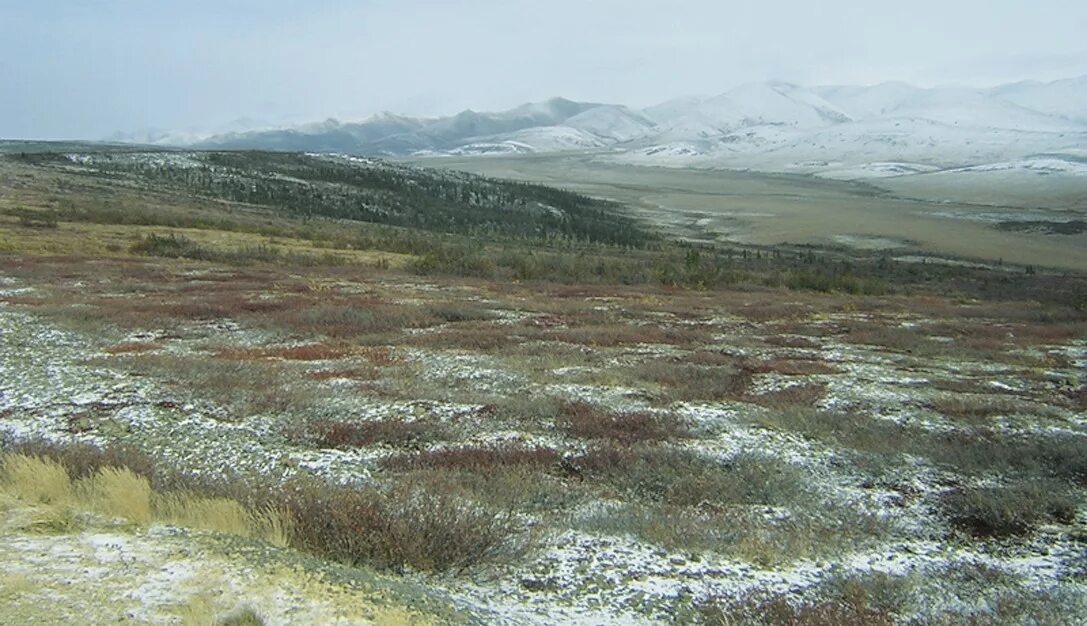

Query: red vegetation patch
[558,401,686,445]
[299,418,435,449]
[746,383,828,409]
[216,343,359,362]
[0,295,46,306]
[307,367,379,382]
[763,335,820,349]
[382,445,561,473]
[677,350,738,367]
[403,327,516,351]
[104,341,162,354]
[553,324,709,348]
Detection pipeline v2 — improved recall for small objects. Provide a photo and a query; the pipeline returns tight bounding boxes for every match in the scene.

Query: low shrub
[698,589,895,626]
[557,401,686,444]
[569,446,804,508]
[741,357,839,376]
[427,303,495,323]
[279,478,524,573]
[6,439,156,483]
[103,341,162,354]
[625,359,753,402]
[215,343,358,362]
[746,383,827,409]
[382,444,560,473]
[301,418,437,449]
[942,480,1077,538]
[929,396,1022,421]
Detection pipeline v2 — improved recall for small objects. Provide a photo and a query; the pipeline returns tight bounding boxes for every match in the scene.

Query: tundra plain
[0,148,1085,625]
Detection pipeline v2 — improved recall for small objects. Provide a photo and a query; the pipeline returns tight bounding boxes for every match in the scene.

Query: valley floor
[414,155,1087,273]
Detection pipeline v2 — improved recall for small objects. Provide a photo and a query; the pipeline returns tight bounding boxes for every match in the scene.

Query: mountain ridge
[114,76,1087,179]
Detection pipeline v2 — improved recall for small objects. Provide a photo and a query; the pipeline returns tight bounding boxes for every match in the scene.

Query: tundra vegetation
[0,146,1084,624]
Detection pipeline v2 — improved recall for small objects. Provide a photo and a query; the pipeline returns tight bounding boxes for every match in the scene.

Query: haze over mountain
[117,76,1087,181]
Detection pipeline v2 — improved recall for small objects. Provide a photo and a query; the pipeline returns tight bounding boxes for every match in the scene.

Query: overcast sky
[3,0,1086,139]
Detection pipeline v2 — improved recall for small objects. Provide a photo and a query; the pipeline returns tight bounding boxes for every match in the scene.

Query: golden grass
[154,492,292,547]
[0,454,73,505]
[77,466,152,525]
[0,573,34,599]
[0,454,289,544]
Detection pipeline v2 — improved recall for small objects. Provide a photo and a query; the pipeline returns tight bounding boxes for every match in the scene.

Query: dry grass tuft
[0,454,73,505]
[0,452,289,542]
[154,492,251,536]
[77,466,152,525]
[7,439,155,483]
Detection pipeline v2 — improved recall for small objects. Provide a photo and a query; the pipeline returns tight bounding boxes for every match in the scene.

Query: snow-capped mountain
[150,77,1087,181]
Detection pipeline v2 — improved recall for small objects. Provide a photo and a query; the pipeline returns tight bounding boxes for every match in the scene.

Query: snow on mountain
[151,76,1087,185]
[562,105,657,142]
[812,82,922,120]
[879,87,1083,132]
[989,76,1087,125]
[447,126,607,155]
[645,82,852,137]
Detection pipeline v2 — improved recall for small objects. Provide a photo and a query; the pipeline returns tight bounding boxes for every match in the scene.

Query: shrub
[741,357,839,376]
[942,480,1077,538]
[557,401,686,444]
[698,589,896,626]
[747,383,827,409]
[278,479,524,573]
[215,343,358,361]
[219,607,265,626]
[628,360,752,402]
[569,446,804,508]
[427,303,495,323]
[301,418,437,449]
[929,396,1022,421]
[382,444,560,473]
[104,341,162,354]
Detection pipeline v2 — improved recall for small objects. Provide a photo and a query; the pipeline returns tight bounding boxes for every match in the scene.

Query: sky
[2,0,1086,139]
